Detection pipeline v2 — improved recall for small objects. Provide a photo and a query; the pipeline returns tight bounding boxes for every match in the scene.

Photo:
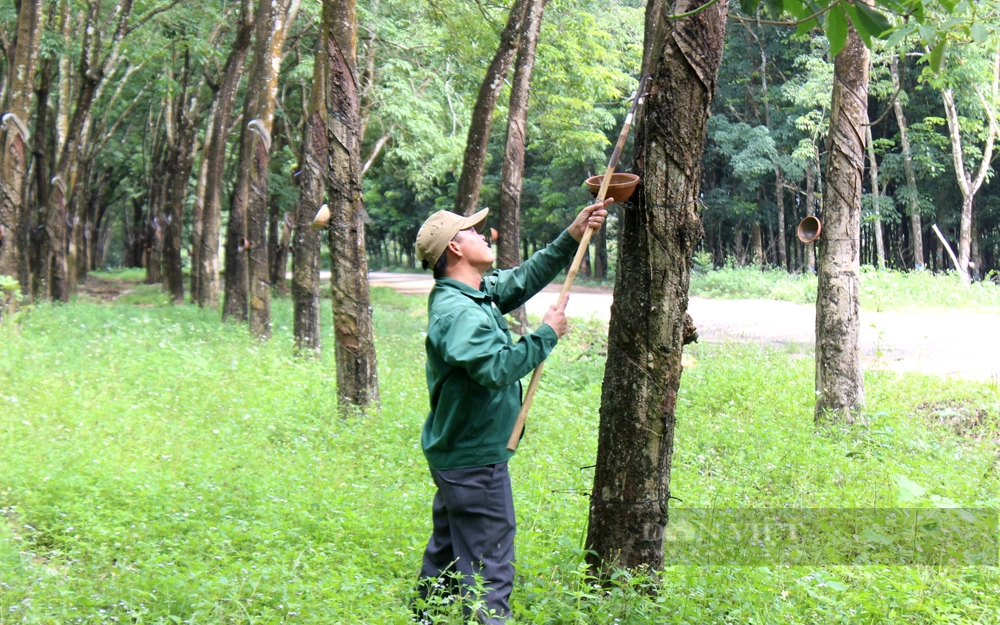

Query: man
[413,200,610,623]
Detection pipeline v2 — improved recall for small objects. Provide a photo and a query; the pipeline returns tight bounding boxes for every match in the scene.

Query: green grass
[1,288,998,623]
[690,266,1000,313]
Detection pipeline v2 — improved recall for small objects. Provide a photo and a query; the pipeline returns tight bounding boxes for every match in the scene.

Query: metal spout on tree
[507,74,650,452]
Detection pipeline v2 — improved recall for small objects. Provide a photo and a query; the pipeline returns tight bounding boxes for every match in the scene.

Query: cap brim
[461,208,489,235]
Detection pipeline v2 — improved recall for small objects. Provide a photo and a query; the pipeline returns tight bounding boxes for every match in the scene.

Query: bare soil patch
[367,272,1000,382]
[77,274,143,302]
[916,400,998,442]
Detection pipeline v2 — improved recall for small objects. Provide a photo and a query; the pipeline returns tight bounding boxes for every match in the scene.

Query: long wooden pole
[507,75,649,452]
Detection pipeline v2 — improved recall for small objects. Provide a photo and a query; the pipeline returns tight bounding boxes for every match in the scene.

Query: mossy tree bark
[585,0,724,572]
[293,40,327,353]
[28,53,55,295]
[222,0,294,334]
[324,0,380,409]
[814,19,868,423]
[0,0,42,286]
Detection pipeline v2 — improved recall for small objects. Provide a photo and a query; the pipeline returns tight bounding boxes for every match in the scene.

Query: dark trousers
[417,461,516,624]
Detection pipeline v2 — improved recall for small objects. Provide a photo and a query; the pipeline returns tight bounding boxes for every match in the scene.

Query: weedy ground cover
[689,266,1000,313]
[1,284,998,623]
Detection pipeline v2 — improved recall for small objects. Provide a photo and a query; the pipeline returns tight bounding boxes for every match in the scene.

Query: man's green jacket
[422,230,578,470]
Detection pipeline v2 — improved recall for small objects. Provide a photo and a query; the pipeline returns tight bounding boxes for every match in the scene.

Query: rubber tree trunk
[198,0,254,308]
[324,0,380,409]
[39,0,132,301]
[594,223,608,278]
[163,65,200,304]
[274,212,291,294]
[28,55,54,297]
[751,222,763,268]
[804,157,816,273]
[35,178,66,300]
[293,44,326,353]
[971,211,982,280]
[123,197,142,267]
[145,125,167,285]
[776,169,787,270]
[86,168,111,271]
[67,157,93,292]
[890,54,923,270]
[940,54,998,284]
[0,0,42,286]
[585,0,725,572]
[268,205,291,295]
[453,0,529,216]
[814,19,868,424]
[865,124,885,269]
[496,0,546,330]
[190,100,216,301]
[222,0,292,333]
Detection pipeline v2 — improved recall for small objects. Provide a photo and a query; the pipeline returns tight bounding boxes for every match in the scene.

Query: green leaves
[764,0,785,19]
[970,23,989,44]
[783,0,898,53]
[896,475,927,502]
[929,37,948,73]
[778,0,942,53]
[834,1,893,52]
[884,23,916,48]
[827,6,848,56]
[855,1,892,37]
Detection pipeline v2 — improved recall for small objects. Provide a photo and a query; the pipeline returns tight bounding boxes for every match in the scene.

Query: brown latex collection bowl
[585,173,640,204]
[797,215,822,243]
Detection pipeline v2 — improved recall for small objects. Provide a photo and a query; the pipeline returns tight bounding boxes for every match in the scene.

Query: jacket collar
[434,276,489,302]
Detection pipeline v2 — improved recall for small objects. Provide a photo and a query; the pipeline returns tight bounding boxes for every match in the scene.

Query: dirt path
[77,274,145,301]
[367,271,1000,382]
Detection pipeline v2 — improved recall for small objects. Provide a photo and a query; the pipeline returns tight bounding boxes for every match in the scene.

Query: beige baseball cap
[416,208,489,265]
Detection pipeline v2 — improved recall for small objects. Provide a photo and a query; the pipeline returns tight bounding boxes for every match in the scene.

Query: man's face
[453,227,494,271]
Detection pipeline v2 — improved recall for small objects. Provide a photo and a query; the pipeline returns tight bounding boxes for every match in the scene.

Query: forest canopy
[0,0,998,299]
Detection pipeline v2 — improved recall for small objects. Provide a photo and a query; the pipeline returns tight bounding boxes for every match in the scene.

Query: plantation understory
[1,283,998,623]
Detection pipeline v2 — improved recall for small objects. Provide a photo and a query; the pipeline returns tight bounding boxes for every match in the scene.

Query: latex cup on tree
[311,204,330,230]
[797,216,822,243]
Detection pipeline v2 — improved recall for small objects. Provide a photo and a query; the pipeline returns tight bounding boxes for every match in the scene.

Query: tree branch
[864,86,901,127]
[667,0,724,21]
[728,0,841,27]
[124,0,187,36]
[473,0,502,32]
[361,131,392,176]
[94,81,150,154]
[971,52,1000,194]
